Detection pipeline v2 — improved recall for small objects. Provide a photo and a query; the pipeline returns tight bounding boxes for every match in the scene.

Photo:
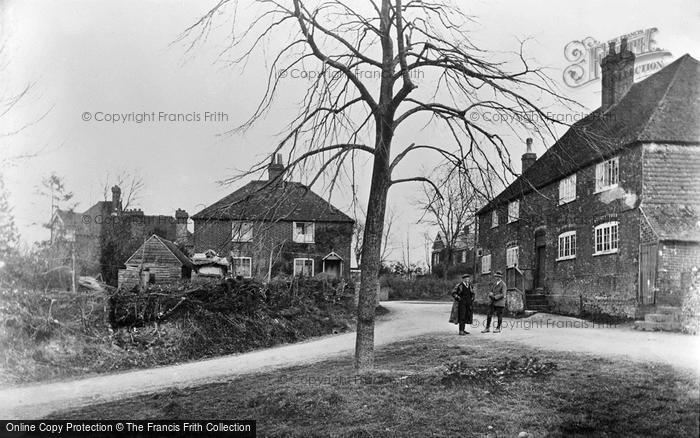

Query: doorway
[533,230,546,290]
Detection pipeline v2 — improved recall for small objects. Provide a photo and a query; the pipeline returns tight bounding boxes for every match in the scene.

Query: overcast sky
[1,0,698,265]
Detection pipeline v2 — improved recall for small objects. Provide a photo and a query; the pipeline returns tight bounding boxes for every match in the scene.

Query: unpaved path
[1,301,698,419]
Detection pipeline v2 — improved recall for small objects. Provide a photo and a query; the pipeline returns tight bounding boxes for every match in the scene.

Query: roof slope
[479,54,700,213]
[192,180,354,223]
[125,234,193,269]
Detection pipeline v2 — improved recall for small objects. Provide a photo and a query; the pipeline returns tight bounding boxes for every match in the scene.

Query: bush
[0,278,357,385]
[380,275,456,301]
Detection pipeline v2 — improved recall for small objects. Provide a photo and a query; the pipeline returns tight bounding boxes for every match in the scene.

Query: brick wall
[475,145,643,317]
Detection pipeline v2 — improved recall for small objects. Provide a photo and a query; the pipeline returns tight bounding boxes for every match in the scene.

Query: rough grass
[0,280,364,385]
[53,335,699,437]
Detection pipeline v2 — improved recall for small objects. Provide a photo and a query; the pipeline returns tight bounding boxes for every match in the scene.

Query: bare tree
[181,0,574,370]
[102,170,145,210]
[417,163,491,266]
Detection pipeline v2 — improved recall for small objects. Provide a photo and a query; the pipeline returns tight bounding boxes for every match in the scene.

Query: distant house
[118,234,193,289]
[475,44,700,318]
[430,226,475,275]
[50,186,191,284]
[192,154,354,280]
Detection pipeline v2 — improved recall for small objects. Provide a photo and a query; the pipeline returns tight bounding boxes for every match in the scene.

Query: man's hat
[495,271,503,277]
[461,273,471,278]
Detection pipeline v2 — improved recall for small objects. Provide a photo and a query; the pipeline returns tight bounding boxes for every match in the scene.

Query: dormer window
[491,210,499,228]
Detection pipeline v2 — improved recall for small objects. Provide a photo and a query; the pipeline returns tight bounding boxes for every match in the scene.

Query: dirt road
[1,301,698,419]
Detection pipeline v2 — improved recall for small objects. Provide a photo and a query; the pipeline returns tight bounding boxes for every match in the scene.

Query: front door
[639,243,658,305]
[533,245,546,289]
[324,260,342,279]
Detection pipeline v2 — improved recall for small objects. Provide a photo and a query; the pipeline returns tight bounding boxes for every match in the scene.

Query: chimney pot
[521,138,537,174]
[268,153,285,181]
[111,185,122,214]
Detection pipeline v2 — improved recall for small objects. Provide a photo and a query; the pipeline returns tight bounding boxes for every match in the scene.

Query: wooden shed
[118,234,193,289]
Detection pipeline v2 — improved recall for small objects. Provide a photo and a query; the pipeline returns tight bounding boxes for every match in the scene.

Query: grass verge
[53,335,699,437]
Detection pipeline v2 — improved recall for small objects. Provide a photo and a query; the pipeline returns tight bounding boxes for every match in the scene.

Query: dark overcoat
[449,282,474,325]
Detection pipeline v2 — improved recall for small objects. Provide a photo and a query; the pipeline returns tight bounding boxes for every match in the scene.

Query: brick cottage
[192,155,354,280]
[474,42,700,319]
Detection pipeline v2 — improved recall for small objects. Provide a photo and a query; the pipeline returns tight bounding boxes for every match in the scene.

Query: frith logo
[563,28,672,88]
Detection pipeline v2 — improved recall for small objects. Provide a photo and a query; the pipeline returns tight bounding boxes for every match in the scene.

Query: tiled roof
[643,205,700,242]
[192,180,354,223]
[157,235,194,268]
[479,54,700,214]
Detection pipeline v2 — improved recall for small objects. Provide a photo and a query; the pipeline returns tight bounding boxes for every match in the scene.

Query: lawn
[53,335,699,437]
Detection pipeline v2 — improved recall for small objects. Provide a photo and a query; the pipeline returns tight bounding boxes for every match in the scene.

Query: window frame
[481,254,492,274]
[508,200,520,223]
[593,222,619,256]
[231,221,254,242]
[557,231,577,261]
[231,256,252,278]
[559,174,577,205]
[506,246,519,268]
[595,157,619,193]
[293,221,315,243]
[491,210,499,228]
[293,258,314,277]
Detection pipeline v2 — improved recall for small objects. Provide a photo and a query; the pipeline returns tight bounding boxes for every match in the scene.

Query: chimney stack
[601,37,635,111]
[175,209,189,245]
[268,153,285,181]
[111,185,122,215]
[521,138,537,173]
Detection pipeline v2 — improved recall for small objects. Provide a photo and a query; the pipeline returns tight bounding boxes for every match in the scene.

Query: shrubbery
[380,275,456,301]
[0,278,358,385]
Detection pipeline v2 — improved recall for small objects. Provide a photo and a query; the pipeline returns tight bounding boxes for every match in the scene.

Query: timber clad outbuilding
[475,44,700,319]
[118,234,194,289]
[192,155,354,281]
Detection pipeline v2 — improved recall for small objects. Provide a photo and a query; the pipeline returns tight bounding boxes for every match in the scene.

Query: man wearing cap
[449,273,475,335]
[482,271,506,333]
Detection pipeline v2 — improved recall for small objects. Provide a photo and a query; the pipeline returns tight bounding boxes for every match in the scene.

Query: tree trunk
[355,146,391,370]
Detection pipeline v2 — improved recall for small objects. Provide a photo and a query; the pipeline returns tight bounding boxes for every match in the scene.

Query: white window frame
[508,200,520,223]
[491,210,499,228]
[231,221,254,242]
[231,257,252,278]
[293,258,314,277]
[293,221,315,243]
[593,222,619,256]
[557,231,577,261]
[559,174,577,205]
[595,157,619,193]
[506,246,519,268]
[481,254,491,274]
[433,252,440,265]
[460,250,467,264]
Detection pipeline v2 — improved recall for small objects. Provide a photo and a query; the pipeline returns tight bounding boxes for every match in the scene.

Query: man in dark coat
[482,271,506,333]
[449,273,475,335]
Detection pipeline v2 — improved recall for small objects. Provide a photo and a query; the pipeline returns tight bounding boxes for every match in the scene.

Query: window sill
[558,198,576,206]
[594,184,618,194]
[232,239,253,243]
[556,255,576,262]
[593,249,618,256]
[508,219,519,224]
